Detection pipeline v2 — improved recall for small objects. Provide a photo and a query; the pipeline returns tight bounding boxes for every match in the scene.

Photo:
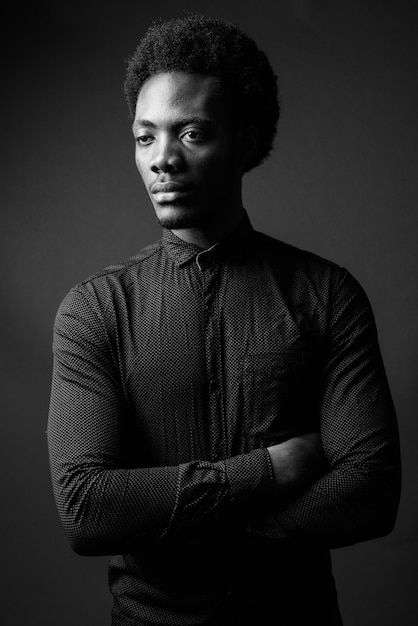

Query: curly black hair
[124,15,279,171]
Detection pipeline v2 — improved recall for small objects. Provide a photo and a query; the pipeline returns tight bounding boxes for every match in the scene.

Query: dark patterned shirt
[47,213,400,625]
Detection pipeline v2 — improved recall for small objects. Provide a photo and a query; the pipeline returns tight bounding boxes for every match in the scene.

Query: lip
[151,181,189,194]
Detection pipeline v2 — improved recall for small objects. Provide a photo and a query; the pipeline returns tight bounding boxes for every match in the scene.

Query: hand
[267,432,327,494]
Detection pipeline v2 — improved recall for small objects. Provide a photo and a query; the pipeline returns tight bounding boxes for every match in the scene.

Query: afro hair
[124,15,280,172]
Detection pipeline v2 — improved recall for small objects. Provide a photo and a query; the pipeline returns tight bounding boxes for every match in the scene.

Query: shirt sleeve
[47,286,273,556]
[246,267,401,549]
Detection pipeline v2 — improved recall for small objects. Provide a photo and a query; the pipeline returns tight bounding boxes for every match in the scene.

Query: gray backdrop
[2,1,417,624]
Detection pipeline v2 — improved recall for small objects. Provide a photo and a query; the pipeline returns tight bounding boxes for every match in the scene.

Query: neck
[171,204,246,249]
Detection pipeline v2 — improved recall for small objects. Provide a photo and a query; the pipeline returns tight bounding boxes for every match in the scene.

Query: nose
[150,136,183,173]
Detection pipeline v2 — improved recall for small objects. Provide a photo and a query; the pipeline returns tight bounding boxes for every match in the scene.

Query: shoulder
[253,230,370,308]
[78,239,162,289]
[254,230,339,273]
[55,239,163,323]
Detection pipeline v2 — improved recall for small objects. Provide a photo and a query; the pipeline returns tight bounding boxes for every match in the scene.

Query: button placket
[197,254,226,460]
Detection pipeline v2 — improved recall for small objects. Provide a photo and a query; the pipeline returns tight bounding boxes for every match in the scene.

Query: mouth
[150,181,192,203]
[151,181,188,193]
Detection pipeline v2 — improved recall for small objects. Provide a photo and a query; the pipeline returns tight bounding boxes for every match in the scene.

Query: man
[47,15,401,626]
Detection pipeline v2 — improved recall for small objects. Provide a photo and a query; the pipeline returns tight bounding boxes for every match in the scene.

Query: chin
[155,205,207,230]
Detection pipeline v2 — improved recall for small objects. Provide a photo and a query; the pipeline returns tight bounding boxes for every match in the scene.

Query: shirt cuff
[223,448,274,505]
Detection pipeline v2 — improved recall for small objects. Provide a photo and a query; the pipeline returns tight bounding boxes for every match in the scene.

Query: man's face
[133,72,245,230]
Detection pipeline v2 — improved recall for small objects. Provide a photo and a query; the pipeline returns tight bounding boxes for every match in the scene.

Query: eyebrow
[132,117,216,133]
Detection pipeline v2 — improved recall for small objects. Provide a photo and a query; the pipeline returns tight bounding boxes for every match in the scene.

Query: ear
[236,125,259,170]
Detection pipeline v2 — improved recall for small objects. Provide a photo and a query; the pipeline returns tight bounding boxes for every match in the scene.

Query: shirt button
[209,377,219,392]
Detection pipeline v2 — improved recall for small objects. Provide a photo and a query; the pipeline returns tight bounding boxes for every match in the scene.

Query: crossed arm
[48,345,320,556]
[47,269,401,556]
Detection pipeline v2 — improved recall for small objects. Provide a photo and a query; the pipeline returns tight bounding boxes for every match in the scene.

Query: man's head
[125,15,279,173]
[125,15,279,239]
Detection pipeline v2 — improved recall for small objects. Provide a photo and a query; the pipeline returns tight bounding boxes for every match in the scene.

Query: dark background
[2,1,417,624]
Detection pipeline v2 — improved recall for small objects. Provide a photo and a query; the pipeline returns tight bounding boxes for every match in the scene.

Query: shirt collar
[161,211,256,268]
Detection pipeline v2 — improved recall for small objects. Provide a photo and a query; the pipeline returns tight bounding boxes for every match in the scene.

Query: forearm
[247,453,401,548]
[48,420,273,556]
[48,457,178,555]
[249,380,401,547]
[248,398,401,548]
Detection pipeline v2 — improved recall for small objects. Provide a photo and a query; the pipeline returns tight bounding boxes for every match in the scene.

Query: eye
[135,134,153,146]
[181,130,206,143]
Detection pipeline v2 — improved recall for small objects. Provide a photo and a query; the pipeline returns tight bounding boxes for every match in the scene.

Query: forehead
[134,72,231,123]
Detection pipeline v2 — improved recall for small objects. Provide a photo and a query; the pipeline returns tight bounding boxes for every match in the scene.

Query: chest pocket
[242,350,313,448]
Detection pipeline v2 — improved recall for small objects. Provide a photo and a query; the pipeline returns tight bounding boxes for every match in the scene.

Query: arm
[47,286,273,556]
[247,267,401,548]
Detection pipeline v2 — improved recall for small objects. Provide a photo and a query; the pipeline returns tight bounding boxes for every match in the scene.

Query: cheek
[135,155,149,182]
[134,150,142,171]
[195,146,236,175]
[200,152,238,185]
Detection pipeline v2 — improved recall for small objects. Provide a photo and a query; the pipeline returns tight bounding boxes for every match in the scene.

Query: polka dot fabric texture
[47,213,400,625]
